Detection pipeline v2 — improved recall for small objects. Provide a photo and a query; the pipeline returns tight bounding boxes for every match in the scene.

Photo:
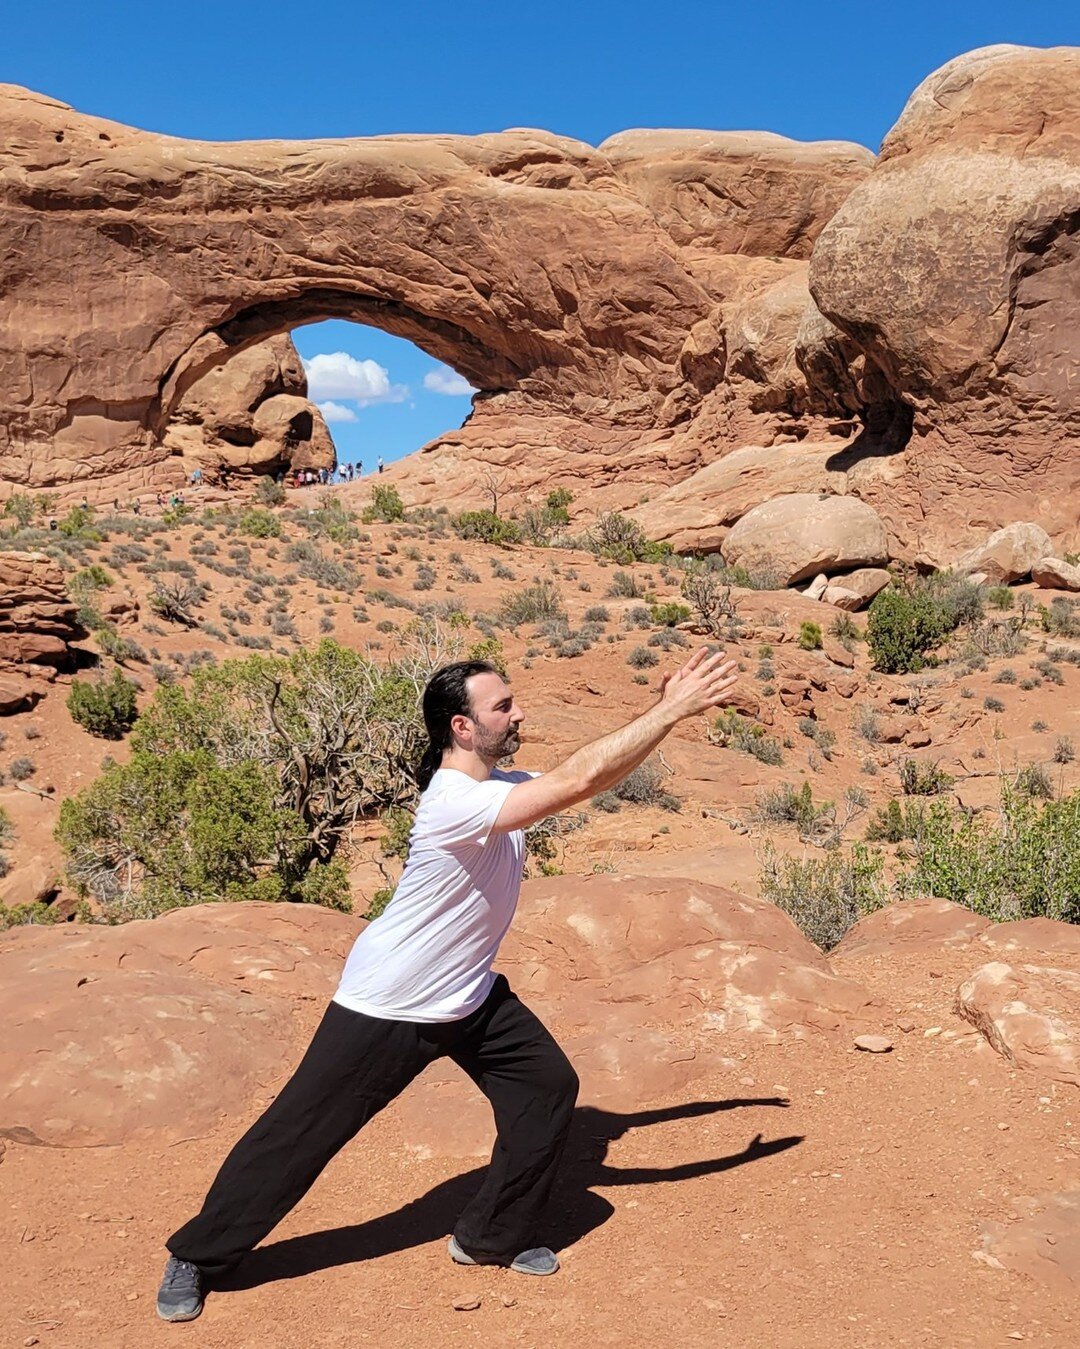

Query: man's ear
[449,712,473,742]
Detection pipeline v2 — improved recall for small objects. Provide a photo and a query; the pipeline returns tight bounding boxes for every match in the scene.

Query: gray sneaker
[156,1255,204,1322]
[448,1234,559,1276]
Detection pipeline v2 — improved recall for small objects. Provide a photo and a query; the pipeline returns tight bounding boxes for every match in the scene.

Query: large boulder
[722,493,889,586]
[821,567,892,610]
[954,522,1054,583]
[0,902,355,1146]
[0,551,84,669]
[809,45,1080,559]
[956,961,1080,1087]
[163,335,335,476]
[1033,556,1080,592]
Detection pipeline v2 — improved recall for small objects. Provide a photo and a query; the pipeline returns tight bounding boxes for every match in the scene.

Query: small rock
[24,1338,39,1347]
[499,1294,517,1308]
[854,1035,894,1054]
[452,1295,482,1311]
[896,1017,917,1033]
[923,1026,943,1038]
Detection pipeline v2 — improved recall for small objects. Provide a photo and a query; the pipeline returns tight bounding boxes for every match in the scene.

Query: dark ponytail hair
[415,660,502,791]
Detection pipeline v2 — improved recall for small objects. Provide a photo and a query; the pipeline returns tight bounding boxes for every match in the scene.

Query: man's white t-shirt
[334,767,534,1023]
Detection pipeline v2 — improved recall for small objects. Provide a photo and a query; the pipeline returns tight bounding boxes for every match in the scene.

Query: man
[377,455,384,474]
[157,648,738,1322]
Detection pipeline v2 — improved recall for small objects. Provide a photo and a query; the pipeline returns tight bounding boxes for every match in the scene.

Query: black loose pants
[167,975,579,1274]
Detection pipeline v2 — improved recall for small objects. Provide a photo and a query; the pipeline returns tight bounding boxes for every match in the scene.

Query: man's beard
[476,724,521,762]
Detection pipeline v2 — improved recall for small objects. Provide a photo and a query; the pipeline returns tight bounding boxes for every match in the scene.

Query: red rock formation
[0,551,84,669]
[0,45,1076,561]
[163,334,334,476]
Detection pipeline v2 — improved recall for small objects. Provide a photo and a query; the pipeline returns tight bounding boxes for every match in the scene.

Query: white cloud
[423,364,477,397]
[317,400,358,424]
[302,351,408,404]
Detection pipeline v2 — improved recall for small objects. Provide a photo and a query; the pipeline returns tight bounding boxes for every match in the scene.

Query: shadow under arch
[215,1097,802,1291]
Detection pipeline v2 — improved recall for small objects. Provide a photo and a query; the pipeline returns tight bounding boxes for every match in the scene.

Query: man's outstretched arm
[492,647,738,834]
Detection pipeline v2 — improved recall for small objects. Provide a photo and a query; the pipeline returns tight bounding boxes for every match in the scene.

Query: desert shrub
[829,614,861,643]
[9,756,35,781]
[58,505,102,541]
[611,758,679,811]
[623,604,653,629]
[798,718,836,758]
[1014,762,1055,801]
[1053,736,1075,765]
[361,484,406,524]
[798,621,823,651]
[56,640,435,921]
[864,798,927,843]
[499,581,565,625]
[412,564,436,591]
[758,842,888,950]
[254,476,286,507]
[607,570,647,600]
[1038,598,1079,638]
[453,509,521,546]
[754,781,832,837]
[649,601,691,627]
[149,576,206,625]
[3,493,45,530]
[67,669,140,738]
[627,645,659,669]
[898,758,954,796]
[467,636,507,673]
[866,570,982,673]
[983,696,1006,713]
[680,569,737,638]
[895,786,1080,923]
[853,705,881,743]
[647,627,689,650]
[712,708,784,766]
[238,508,282,539]
[993,667,1017,684]
[583,605,610,624]
[987,585,1014,610]
[586,512,670,565]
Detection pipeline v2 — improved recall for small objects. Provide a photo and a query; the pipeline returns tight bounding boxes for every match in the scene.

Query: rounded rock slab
[722,493,889,587]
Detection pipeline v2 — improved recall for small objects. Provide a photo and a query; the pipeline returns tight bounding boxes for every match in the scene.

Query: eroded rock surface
[163,335,334,476]
[0,551,84,669]
[2,46,1078,561]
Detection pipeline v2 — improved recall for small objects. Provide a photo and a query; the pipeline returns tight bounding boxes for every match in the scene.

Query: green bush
[238,508,282,539]
[587,512,671,565]
[867,571,983,673]
[649,601,691,627]
[610,758,679,811]
[66,669,139,738]
[254,476,286,507]
[362,484,406,524]
[864,798,926,843]
[499,580,565,625]
[898,758,954,796]
[896,785,1080,923]
[987,585,1014,610]
[798,621,823,651]
[754,780,833,837]
[759,842,888,950]
[453,509,521,546]
[56,640,431,921]
[712,708,784,766]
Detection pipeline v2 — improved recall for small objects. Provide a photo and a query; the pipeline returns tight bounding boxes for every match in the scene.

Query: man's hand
[657,646,739,721]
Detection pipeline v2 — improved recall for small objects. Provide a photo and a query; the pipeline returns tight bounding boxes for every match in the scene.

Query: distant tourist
[377,456,384,474]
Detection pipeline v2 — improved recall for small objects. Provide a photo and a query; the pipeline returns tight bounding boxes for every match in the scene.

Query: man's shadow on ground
[218,1098,802,1290]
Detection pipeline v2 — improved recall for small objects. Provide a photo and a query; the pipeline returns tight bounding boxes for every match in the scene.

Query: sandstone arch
[2,46,1078,561]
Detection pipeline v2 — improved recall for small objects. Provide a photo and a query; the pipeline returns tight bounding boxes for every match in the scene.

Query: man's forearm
[545,702,682,803]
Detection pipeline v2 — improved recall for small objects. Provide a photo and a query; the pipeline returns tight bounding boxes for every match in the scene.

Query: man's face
[462,671,525,761]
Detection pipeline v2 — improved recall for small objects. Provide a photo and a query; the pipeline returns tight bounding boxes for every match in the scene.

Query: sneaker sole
[448,1236,559,1276]
[156,1304,204,1323]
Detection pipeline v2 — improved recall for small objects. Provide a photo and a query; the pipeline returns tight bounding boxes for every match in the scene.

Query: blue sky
[7,2,1076,465]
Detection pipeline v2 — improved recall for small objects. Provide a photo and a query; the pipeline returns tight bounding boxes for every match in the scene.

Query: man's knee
[546,1051,579,1108]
